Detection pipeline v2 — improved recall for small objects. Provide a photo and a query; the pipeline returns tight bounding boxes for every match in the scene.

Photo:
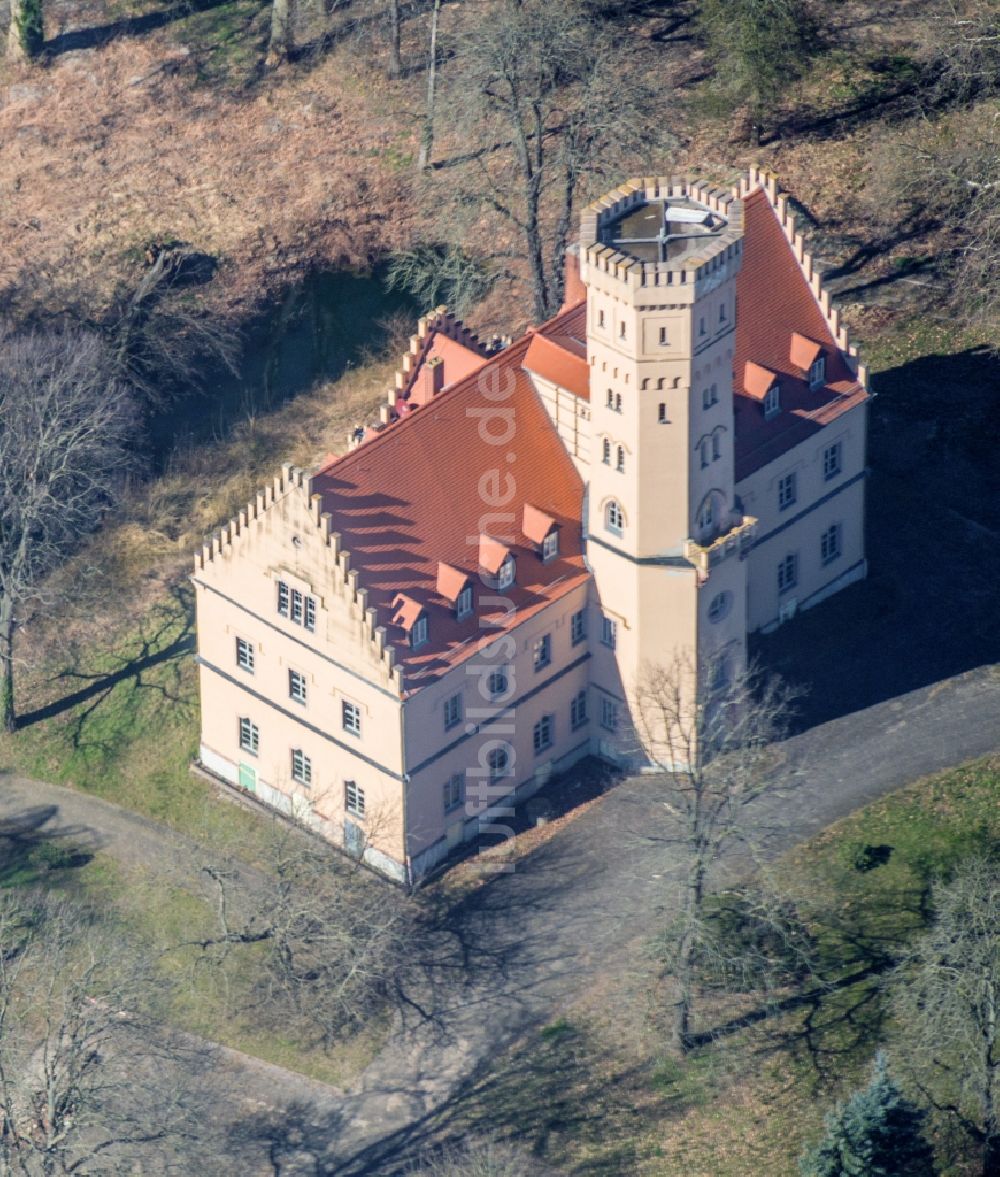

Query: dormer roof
[390,593,425,632]
[435,562,470,603]
[743,361,780,400]
[479,535,512,575]
[789,332,823,371]
[522,504,557,545]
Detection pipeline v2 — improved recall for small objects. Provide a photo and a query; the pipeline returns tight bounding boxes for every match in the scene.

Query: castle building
[192,171,869,882]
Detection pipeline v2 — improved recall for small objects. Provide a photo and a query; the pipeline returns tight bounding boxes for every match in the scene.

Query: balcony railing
[684,516,757,574]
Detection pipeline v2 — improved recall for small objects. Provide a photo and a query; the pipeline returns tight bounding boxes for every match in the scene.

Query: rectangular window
[619,321,626,340]
[342,700,362,736]
[410,615,428,648]
[235,637,255,673]
[238,717,259,756]
[291,589,304,625]
[570,689,587,730]
[601,615,617,649]
[277,580,290,617]
[658,403,667,424]
[278,581,318,630]
[598,308,605,329]
[823,441,842,481]
[542,532,559,562]
[291,748,312,786]
[345,780,365,818]
[443,692,462,731]
[288,669,307,705]
[533,634,551,671]
[601,698,619,731]
[533,714,554,754]
[304,596,316,632]
[658,326,668,345]
[443,773,464,814]
[456,584,474,619]
[808,355,826,389]
[778,472,797,511]
[821,523,842,566]
[497,560,515,590]
[778,553,798,595]
[570,609,586,646]
[764,384,781,419]
[487,669,509,700]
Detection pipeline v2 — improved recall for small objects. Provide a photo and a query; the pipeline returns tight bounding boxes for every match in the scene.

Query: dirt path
[1,663,999,1173]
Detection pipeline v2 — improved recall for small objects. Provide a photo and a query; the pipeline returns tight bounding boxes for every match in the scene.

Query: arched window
[606,500,624,536]
[616,446,625,473]
[606,389,614,408]
[641,378,650,391]
[656,378,665,390]
[615,393,622,413]
[697,494,715,533]
[708,591,732,624]
[700,439,711,469]
[602,438,611,465]
[712,431,721,461]
[487,745,510,779]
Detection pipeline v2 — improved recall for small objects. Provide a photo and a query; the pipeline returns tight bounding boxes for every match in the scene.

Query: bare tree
[447,0,660,321]
[890,858,1000,1176]
[0,890,201,1175]
[0,327,137,732]
[417,0,442,171]
[195,826,417,1048]
[916,0,1000,103]
[267,0,294,66]
[387,0,402,78]
[632,650,797,1052]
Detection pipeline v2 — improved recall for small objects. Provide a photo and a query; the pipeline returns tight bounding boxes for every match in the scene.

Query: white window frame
[288,669,307,706]
[764,384,781,419]
[443,773,464,814]
[238,717,259,756]
[456,583,474,619]
[808,354,826,389]
[533,714,554,755]
[570,609,586,646]
[821,523,842,566]
[443,692,462,731]
[345,780,365,818]
[823,441,842,481]
[533,634,551,672]
[606,500,624,537]
[410,614,429,648]
[342,699,362,736]
[616,446,625,473]
[600,698,619,732]
[602,438,611,465]
[291,748,312,786]
[601,615,617,650]
[570,689,588,730]
[487,746,509,780]
[542,531,559,562]
[235,637,255,673]
[277,580,290,618]
[487,669,509,700]
[497,559,515,590]
[778,472,797,512]
[778,553,798,595]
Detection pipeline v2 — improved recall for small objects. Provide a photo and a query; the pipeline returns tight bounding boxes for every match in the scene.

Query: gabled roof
[435,562,470,602]
[522,503,557,544]
[523,301,589,401]
[789,331,823,371]
[743,361,779,400]
[311,335,587,691]
[479,535,512,575]
[733,187,868,481]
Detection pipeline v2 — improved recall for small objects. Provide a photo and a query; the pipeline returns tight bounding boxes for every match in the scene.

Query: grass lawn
[464,756,1000,1177]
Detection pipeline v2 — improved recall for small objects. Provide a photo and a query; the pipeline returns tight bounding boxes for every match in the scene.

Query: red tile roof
[312,335,587,691]
[789,331,823,371]
[479,535,511,575]
[733,188,868,480]
[523,330,589,401]
[435,562,469,602]
[522,503,556,544]
[743,361,779,400]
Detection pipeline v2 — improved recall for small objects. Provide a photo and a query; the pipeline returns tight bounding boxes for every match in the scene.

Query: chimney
[562,243,585,310]
[411,354,446,407]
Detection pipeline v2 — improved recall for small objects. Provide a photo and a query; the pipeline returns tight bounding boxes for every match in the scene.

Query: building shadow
[0,801,100,885]
[752,347,1000,733]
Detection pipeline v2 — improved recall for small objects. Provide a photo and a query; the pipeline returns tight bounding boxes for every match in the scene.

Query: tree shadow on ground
[753,346,1000,733]
[0,802,100,887]
[45,0,243,56]
[17,582,195,736]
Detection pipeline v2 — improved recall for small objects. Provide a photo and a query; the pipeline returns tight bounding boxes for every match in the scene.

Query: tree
[7,0,43,60]
[417,0,442,171]
[698,0,817,145]
[632,650,797,1052]
[0,890,203,1175]
[195,826,417,1048]
[0,327,137,733]
[267,0,294,66]
[890,858,1000,1176]
[799,1052,936,1176]
[387,0,402,78]
[448,0,659,321]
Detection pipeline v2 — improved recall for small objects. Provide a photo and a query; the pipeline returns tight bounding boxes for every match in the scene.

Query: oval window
[708,591,732,624]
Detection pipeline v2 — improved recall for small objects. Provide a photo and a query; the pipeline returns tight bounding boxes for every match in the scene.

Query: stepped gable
[523,301,589,401]
[311,335,588,691]
[733,182,868,481]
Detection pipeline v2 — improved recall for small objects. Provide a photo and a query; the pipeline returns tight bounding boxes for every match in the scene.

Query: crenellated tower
[579,178,757,753]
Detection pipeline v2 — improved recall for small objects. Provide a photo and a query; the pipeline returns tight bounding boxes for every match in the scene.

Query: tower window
[619,321,626,340]
[658,403,668,424]
[699,317,706,337]
[720,303,727,322]
[615,393,622,413]
[712,432,721,461]
[598,308,605,329]
[658,326,668,346]
[697,496,715,533]
[701,440,710,469]
[605,500,624,536]
[616,446,625,473]
[602,438,611,465]
[607,389,614,408]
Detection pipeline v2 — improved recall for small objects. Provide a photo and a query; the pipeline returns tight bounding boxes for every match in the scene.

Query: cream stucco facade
[193,170,869,883]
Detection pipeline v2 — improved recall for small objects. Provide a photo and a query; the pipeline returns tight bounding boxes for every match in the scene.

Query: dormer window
[808,355,826,389]
[497,558,515,590]
[456,583,473,619]
[764,384,781,419]
[542,531,559,562]
[410,615,428,648]
[392,593,428,648]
